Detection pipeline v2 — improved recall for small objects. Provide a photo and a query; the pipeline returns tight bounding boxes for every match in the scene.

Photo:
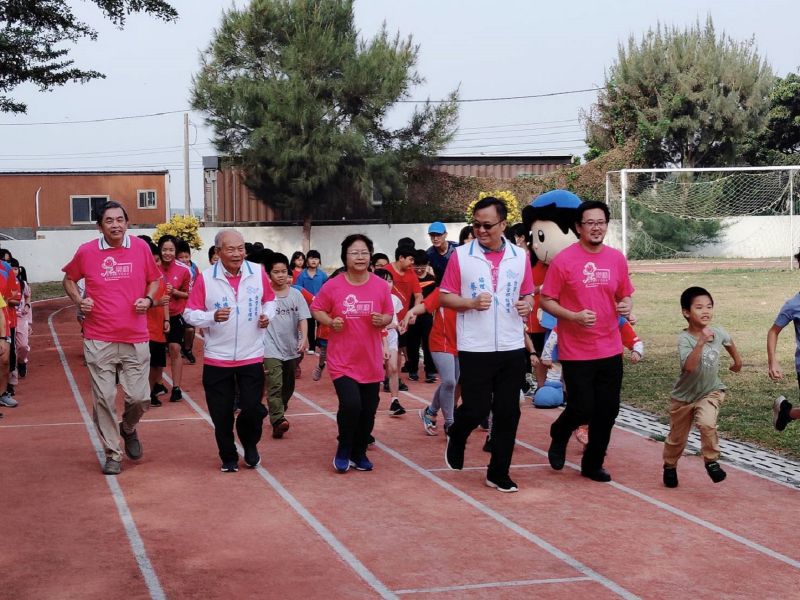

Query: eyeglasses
[471,220,503,231]
[346,251,371,257]
[580,220,608,228]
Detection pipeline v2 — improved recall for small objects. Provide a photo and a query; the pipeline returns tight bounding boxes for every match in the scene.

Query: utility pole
[184,112,191,215]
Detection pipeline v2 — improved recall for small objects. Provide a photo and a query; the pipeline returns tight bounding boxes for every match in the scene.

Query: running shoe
[773,396,793,431]
[169,386,183,402]
[0,393,18,408]
[663,466,678,488]
[424,374,437,384]
[150,395,163,408]
[419,407,438,435]
[580,467,612,482]
[444,432,464,470]
[389,398,406,416]
[349,455,374,471]
[408,372,419,381]
[102,458,122,475]
[152,382,168,396]
[272,418,290,439]
[705,461,727,483]
[244,446,261,468]
[312,363,325,381]
[485,474,518,493]
[333,446,351,473]
[221,461,239,473]
[182,348,197,364]
[119,422,142,460]
[398,380,409,392]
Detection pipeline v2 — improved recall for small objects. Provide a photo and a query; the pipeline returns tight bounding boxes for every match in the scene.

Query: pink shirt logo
[101,256,133,280]
[342,293,373,317]
[582,261,611,287]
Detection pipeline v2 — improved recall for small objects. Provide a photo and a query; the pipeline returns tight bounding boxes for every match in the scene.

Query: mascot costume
[521,189,581,408]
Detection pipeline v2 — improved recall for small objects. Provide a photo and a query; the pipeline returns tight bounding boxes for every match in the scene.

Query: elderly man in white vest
[439,196,535,493]
[184,229,275,473]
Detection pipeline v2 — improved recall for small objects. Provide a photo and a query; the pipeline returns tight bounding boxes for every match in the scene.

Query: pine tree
[585,17,774,168]
[191,0,458,242]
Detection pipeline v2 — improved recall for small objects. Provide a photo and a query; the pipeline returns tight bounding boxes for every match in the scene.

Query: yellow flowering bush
[153,214,203,250]
[465,190,522,224]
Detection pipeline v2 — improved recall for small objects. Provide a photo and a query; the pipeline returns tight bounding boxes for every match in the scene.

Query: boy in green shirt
[663,286,742,488]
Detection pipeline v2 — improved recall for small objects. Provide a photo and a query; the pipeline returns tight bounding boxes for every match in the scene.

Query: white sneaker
[0,393,18,408]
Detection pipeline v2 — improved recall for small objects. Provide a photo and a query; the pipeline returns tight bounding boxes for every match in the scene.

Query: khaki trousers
[663,390,725,467]
[84,340,150,461]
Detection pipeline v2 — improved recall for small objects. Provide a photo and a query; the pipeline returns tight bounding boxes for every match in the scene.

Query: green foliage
[585,17,774,168]
[191,0,458,222]
[743,72,800,165]
[627,201,722,259]
[0,1,178,113]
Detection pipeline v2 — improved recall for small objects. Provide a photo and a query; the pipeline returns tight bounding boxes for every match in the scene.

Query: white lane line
[294,391,639,600]
[513,439,800,570]
[407,388,800,568]
[162,375,397,600]
[395,576,593,595]
[427,464,548,472]
[48,307,166,600]
[1,421,85,428]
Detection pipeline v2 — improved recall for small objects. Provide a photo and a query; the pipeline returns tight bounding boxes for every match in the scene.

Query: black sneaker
[183,349,197,364]
[485,473,518,493]
[169,387,183,402]
[424,374,437,384]
[408,372,419,381]
[482,435,492,453]
[221,460,239,473]
[398,380,409,392]
[705,461,727,483]
[547,438,567,470]
[244,446,261,468]
[152,382,168,396]
[389,398,406,416]
[445,432,464,470]
[17,362,27,378]
[119,422,142,460]
[663,466,678,488]
[773,396,793,432]
[581,467,612,482]
[150,395,163,408]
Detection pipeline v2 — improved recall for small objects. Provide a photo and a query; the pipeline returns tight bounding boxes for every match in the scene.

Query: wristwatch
[1,337,10,343]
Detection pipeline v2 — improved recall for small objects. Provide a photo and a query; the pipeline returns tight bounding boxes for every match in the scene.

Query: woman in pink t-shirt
[311,234,393,474]
[158,235,191,402]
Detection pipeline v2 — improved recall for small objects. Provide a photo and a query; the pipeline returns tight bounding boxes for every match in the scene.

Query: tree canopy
[191,0,458,223]
[584,17,774,168]
[0,0,178,114]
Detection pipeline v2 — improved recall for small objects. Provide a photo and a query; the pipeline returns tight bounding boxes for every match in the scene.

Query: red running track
[1,297,798,599]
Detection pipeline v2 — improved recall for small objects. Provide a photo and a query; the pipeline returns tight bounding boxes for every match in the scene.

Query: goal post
[606,166,800,267]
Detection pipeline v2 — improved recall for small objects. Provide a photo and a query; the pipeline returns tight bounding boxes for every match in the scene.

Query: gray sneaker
[119,422,143,460]
[102,458,122,475]
[0,393,18,408]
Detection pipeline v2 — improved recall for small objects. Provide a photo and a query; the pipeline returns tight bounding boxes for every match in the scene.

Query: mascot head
[521,189,582,266]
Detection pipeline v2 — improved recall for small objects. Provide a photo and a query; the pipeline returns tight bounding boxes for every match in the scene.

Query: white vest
[183,260,270,362]
[455,240,528,352]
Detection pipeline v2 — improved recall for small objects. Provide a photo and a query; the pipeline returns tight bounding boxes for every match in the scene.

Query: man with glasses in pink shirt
[63,201,161,475]
[540,200,634,483]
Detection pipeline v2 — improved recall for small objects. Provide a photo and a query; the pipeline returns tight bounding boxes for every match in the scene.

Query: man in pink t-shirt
[541,200,634,483]
[62,201,161,475]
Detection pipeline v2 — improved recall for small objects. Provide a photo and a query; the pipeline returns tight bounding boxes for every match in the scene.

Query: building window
[138,189,157,209]
[71,196,109,224]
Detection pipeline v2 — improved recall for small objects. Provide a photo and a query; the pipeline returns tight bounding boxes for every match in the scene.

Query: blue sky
[1,0,799,209]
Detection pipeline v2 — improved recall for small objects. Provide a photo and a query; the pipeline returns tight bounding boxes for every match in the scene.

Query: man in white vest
[439,197,535,493]
[184,229,275,473]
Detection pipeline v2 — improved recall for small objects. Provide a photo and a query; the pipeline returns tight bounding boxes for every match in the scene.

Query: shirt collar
[477,237,506,255]
[98,234,131,250]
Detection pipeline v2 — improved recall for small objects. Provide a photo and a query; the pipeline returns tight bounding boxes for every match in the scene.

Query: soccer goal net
[606,166,800,263]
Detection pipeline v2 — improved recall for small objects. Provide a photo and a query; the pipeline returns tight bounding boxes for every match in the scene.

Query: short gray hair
[214,228,244,249]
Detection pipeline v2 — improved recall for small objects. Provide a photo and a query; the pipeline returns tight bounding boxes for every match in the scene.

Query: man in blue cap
[425,222,457,282]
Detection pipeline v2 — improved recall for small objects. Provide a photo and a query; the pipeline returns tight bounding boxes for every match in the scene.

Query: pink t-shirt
[310,273,393,383]
[63,235,160,343]
[541,243,635,360]
[160,260,192,316]
[440,244,534,297]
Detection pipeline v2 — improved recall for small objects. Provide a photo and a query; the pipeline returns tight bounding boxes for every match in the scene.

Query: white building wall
[3,217,797,283]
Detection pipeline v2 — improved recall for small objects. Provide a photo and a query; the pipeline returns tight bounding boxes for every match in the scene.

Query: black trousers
[449,349,526,477]
[551,354,623,472]
[405,314,436,376]
[202,362,266,463]
[332,376,380,459]
[307,318,317,351]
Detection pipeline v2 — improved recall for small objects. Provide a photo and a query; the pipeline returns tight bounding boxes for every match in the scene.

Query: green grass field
[27,269,800,460]
[625,268,800,460]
